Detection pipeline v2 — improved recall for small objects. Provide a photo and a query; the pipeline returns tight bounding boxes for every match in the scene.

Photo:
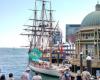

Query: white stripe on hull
[29,65,60,77]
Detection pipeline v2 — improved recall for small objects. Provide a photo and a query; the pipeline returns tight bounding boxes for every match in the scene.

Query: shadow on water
[31,70,59,80]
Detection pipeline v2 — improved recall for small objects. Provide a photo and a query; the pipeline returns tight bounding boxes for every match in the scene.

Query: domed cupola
[81,2,100,27]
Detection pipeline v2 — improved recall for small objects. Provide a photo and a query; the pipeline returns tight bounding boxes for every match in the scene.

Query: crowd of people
[59,66,100,80]
[0,67,42,80]
[1,66,100,80]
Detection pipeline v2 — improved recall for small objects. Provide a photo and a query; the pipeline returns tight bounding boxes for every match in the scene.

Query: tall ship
[21,0,67,77]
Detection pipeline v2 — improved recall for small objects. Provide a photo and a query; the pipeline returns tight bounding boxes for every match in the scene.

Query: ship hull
[29,64,60,77]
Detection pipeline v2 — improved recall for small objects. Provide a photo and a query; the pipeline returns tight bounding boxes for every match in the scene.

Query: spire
[95,1,100,11]
[97,0,99,4]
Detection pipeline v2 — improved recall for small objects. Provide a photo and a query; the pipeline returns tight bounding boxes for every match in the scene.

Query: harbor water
[0,48,59,80]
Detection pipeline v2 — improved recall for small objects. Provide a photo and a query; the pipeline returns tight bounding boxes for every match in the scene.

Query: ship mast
[40,0,47,49]
[29,0,37,53]
[49,1,53,65]
[21,0,39,53]
[21,0,55,54]
[34,0,37,48]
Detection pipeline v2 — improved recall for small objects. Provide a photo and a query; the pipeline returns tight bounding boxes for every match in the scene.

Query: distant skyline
[0,0,98,47]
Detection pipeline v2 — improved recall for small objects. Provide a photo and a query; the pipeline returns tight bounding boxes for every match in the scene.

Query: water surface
[0,48,59,80]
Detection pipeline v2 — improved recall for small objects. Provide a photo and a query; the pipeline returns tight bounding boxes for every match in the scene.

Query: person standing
[7,73,14,80]
[76,70,82,80]
[21,67,30,80]
[32,72,42,80]
[98,76,100,80]
[60,67,71,80]
[0,74,6,80]
[96,76,100,80]
[81,67,91,80]
[59,70,65,80]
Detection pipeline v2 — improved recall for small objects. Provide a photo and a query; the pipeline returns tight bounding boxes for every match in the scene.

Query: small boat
[21,0,65,77]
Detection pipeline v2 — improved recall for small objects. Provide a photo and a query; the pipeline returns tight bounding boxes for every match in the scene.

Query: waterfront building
[70,3,100,76]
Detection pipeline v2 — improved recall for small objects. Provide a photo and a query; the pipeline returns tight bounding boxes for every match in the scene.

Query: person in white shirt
[21,67,30,80]
[32,72,42,80]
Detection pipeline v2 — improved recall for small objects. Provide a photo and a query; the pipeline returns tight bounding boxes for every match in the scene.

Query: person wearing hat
[60,67,71,80]
[21,67,30,80]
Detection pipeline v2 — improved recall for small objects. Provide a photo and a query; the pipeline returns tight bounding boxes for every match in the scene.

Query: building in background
[66,24,80,43]
[52,31,62,44]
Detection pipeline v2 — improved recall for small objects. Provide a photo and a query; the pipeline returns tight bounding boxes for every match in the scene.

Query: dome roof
[81,3,100,27]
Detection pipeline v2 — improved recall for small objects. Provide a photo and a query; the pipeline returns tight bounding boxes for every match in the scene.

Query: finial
[97,0,99,4]
[96,0,100,11]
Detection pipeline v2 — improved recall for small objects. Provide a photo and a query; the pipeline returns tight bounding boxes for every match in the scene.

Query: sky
[0,0,98,48]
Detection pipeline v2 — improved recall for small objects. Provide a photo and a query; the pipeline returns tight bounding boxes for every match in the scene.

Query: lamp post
[80,52,83,73]
[86,56,92,74]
